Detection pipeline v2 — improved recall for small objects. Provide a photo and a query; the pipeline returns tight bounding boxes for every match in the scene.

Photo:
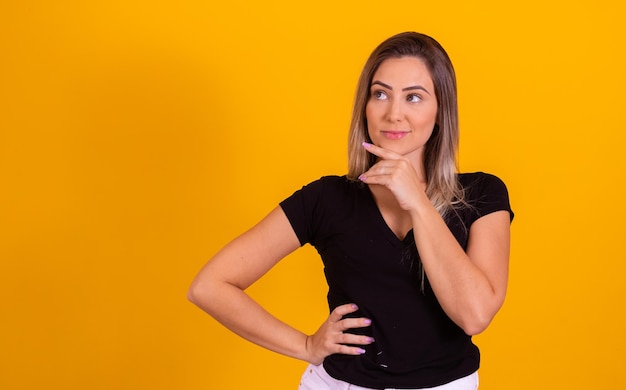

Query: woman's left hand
[358,142,427,211]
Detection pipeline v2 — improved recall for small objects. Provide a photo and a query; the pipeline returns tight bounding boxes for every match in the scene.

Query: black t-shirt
[280,172,513,389]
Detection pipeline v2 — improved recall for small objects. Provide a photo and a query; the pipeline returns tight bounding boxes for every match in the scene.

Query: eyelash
[371,90,422,103]
[373,90,388,100]
[407,93,422,103]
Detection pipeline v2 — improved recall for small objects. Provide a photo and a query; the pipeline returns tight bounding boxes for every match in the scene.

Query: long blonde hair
[347,32,464,218]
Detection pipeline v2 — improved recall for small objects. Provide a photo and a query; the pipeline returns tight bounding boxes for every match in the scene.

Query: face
[365,56,438,162]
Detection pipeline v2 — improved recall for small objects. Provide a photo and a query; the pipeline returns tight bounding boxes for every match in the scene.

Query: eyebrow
[371,80,431,95]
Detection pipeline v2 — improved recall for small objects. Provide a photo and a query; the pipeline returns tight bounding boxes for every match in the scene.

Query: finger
[359,167,393,184]
[362,141,402,160]
[362,163,397,178]
[358,173,390,185]
[338,317,373,331]
[360,159,412,183]
[336,344,367,356]
[337,332,375,346]
[328,303,359,323]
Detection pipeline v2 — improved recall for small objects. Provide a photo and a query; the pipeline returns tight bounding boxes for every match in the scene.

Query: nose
[385,98,403,122]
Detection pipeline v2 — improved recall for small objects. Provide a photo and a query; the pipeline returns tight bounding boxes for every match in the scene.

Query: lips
[381,131,409,140]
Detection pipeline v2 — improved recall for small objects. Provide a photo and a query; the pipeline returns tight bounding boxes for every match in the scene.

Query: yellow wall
[1,1,624,388]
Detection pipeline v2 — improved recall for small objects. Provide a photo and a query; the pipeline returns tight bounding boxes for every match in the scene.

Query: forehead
[372,56,434,88]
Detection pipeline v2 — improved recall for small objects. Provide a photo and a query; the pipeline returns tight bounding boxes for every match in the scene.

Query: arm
[409,205,510,335]
[359,143,511,335]
[187,206,373,365]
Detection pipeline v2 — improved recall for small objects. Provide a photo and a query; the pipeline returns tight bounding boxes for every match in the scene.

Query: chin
[376,142,425,157]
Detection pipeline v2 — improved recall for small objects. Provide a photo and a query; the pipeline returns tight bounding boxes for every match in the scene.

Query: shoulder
[459,172,509,197]
[279,175,360,245]
[458,172,514,221]
[295,175,360,195]
[281,175,360,208]
[459,172,507,188]
[313,174,349,186]
[316,174,352,186]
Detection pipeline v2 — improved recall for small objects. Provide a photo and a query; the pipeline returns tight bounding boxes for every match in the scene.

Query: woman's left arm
[360,142,511,335]
[409,205,510,336]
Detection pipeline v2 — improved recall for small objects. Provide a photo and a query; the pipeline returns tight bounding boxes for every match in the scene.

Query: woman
[188,32,513,389]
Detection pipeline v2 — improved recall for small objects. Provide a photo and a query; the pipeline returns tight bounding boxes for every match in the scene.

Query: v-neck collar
[362,183,414,246]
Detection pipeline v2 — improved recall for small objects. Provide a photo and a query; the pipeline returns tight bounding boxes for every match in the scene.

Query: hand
[358,142,427,211]
[305,303,374,366]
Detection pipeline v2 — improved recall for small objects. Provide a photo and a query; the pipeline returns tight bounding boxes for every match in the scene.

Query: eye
[372,90,388,100]
[407,93,422,103]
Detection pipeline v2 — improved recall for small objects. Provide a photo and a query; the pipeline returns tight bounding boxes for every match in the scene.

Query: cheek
[415,107,438,127]
[430,105,439,125]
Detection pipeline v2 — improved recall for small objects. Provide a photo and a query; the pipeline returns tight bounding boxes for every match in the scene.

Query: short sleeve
[463,172,514,224]
[279,177,329,247]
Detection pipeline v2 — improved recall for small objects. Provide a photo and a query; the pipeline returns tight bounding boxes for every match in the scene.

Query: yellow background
[1,1,624,388]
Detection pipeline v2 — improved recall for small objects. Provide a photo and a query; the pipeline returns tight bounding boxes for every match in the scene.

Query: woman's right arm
[187,206,373,365]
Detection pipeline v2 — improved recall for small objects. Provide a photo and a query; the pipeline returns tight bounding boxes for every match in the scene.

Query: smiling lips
[381,130,410,140]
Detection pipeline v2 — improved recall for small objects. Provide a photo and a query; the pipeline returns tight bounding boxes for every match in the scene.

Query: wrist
[407,191,432,216]
[302,334,316,364]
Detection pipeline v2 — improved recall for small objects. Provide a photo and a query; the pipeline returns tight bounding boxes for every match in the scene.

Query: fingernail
[366,337,375,343]
[358,174,366,182]
[362,142,372,148]
[351,304,358,310]
[357,348,366,354]
[363,318,372,325]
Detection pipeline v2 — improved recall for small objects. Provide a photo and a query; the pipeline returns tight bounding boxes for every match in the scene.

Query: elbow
[459,317,492,336]
[458,294,506,336]
[187,277,214,309]
[187,275,234,316]
[456,306,499,336]
[187,280,202,306]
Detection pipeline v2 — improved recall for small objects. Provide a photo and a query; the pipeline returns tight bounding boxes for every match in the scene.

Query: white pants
[298,363,478,390]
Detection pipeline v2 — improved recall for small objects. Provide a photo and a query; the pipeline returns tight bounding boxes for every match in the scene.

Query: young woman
[188,32,514,389]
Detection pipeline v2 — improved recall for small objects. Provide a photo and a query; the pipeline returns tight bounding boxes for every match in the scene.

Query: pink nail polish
[362,142,372,148]
[363,318,372,325]
[358,174,366,182]
[357,348,366,354]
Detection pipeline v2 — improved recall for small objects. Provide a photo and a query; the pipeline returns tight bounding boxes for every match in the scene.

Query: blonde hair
[347,32,464,218]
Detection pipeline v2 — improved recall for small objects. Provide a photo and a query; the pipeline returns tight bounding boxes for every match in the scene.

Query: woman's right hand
[305,303,375,366]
